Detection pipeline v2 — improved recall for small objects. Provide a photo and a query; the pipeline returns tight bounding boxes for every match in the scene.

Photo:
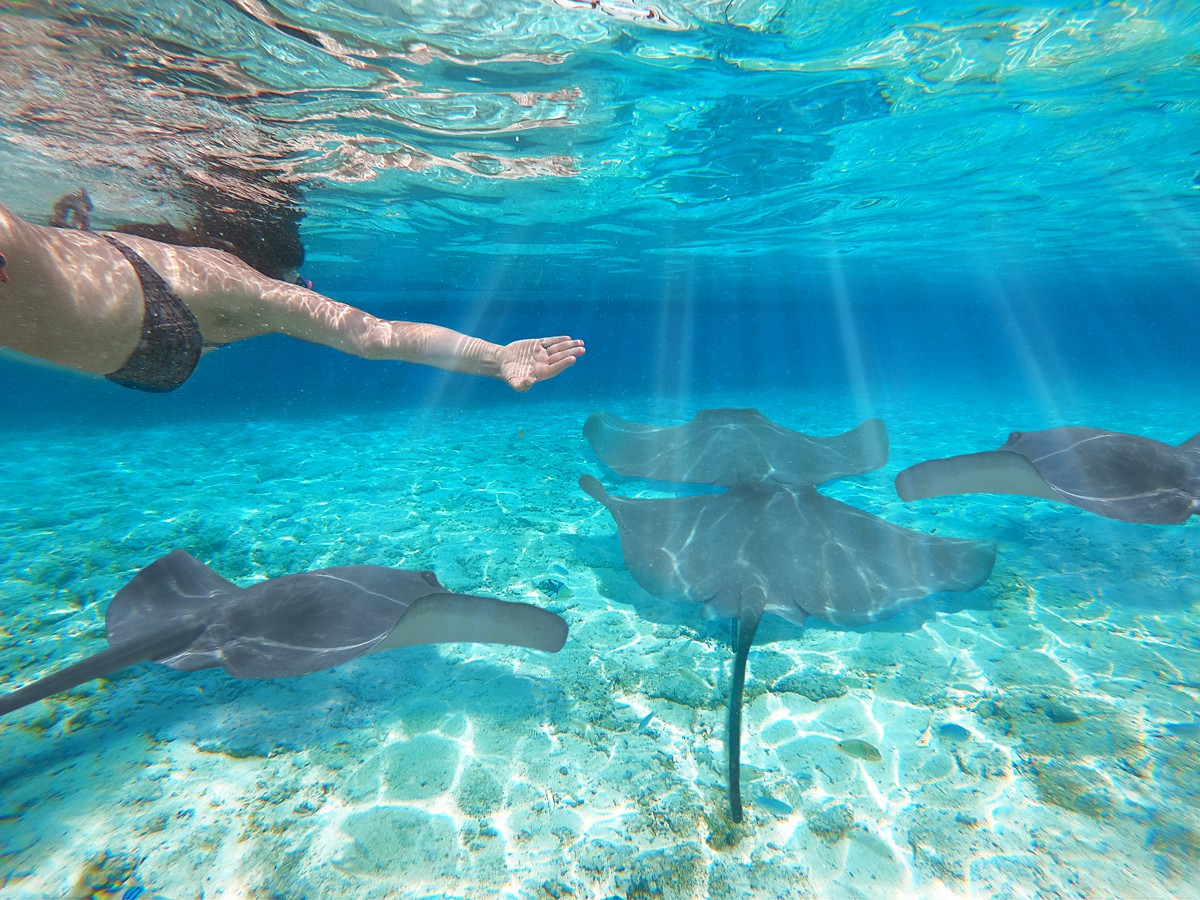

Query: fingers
[544,354,578,378]
[541,336,586,362]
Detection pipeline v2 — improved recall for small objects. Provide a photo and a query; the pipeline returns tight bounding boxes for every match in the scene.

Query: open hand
[499,336,586,392]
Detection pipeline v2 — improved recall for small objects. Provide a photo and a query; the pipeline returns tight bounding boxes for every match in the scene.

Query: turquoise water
[2,2,1200,898]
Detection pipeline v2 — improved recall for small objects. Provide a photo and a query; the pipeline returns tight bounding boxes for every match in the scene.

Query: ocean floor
[0,386,1197,898]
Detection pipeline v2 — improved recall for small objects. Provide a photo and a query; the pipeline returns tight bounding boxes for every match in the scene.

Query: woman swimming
[0,203,584,393]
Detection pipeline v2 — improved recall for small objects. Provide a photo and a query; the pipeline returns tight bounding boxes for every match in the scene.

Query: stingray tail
[0,618,205,719]
[727,609,762,824]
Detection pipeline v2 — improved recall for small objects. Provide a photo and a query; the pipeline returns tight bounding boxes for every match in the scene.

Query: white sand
[0,387,1196,898]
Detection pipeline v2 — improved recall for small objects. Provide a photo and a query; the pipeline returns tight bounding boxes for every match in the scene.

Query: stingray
[0,549,568,719]
[584,409,888,486]
[580,412,995,822]
[895,427,1200,524]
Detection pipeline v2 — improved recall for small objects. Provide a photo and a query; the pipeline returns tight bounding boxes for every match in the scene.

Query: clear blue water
[1,2,1199,897]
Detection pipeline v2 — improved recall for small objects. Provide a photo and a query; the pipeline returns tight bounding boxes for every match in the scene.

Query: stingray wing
[584,409,888,486]
[369,592,567,654]
[580,475,728,602]
[105,549,239,648]
[764,485,996,626]
[896,450,1060,504]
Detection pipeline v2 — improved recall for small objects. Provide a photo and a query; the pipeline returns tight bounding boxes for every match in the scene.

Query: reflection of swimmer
[0,203,584,393]
[49,189,93,230]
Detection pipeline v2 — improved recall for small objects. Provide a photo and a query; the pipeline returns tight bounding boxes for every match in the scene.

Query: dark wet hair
[112,167,306,281]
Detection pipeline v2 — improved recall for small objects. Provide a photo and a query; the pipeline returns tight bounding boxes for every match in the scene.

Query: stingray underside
[583,477,995,627]
[580,474,996,822]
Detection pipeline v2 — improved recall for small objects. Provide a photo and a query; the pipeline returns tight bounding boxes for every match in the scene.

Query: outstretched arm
[0,207,584,388]
[227,278,585,392]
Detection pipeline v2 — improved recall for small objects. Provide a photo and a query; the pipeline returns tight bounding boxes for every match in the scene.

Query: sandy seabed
[0,386,1196,899]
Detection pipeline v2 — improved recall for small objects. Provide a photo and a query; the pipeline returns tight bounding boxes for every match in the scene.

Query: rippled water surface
[3,1,1198,284]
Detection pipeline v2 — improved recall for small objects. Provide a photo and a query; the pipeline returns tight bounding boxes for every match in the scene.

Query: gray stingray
[896,427,1200,524]
[584,409,888,487]
[580,413,995,823]
[0,549,567,719]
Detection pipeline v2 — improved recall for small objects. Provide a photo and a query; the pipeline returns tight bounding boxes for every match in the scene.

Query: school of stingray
[2,409,1198,825]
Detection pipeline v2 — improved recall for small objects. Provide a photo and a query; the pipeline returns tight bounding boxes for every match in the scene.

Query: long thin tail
[0,619,205,718]
[727,610,762,823]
